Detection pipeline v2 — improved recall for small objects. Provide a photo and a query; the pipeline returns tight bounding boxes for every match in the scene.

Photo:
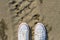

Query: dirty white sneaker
[18,23,29,40]
[34,23,46,40]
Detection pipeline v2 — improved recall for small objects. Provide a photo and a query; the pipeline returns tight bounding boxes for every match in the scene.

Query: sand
[0,0,60,40]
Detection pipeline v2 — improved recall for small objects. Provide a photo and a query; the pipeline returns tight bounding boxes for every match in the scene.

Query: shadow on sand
[45,27,48,40]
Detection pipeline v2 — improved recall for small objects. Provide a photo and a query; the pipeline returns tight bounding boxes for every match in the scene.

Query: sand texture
[0,0,60,40]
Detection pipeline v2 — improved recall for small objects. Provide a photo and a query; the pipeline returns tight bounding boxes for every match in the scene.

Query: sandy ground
[0,0,60,40]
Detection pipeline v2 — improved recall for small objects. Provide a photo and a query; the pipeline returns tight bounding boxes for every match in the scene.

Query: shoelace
[34,30,46,40]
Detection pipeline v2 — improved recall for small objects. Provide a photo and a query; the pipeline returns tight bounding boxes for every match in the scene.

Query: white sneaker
[34,23,46,40]
[18,23,29,40]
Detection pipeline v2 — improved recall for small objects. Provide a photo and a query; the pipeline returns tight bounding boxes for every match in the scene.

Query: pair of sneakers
[18,23,46,40]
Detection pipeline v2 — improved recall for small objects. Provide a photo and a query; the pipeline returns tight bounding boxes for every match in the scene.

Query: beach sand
[0,0,60,40]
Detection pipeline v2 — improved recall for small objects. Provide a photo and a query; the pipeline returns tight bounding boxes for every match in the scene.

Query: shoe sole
[18,23,29,40]
[34,23,46,40]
